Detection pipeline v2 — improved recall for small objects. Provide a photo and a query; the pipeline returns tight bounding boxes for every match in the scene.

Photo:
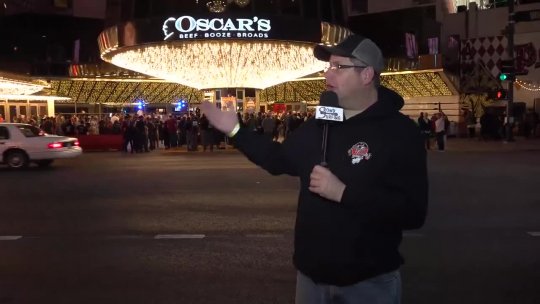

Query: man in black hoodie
[201,34,428,304]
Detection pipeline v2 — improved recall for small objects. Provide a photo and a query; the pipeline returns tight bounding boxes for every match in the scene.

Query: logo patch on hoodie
[348,142,371,164]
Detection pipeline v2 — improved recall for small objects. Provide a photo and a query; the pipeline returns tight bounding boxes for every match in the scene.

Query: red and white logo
[348,142,371,164]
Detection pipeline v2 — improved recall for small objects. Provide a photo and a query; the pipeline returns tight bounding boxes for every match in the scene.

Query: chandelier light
[206,0,227,13]
[107,41,327,90]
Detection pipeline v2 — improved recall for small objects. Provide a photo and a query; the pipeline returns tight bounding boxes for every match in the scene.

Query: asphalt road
[0,147,539,304]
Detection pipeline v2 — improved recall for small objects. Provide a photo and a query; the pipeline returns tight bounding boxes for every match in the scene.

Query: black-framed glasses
[324,64,368,72]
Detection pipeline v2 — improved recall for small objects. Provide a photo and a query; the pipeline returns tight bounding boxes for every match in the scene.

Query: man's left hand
[309,165,346,203]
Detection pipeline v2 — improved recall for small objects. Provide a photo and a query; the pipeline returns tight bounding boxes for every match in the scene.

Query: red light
[47,142,63,149]
[74,141,80,146]
[497,91,502,99]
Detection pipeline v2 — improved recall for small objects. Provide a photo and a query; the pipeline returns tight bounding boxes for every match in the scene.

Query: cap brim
[314,44,354,62]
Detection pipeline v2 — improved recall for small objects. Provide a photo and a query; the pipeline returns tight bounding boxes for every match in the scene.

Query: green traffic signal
[498,73,514,81]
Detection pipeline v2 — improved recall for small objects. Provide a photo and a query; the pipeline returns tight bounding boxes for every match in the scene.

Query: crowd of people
[0,110,320,153]
[3,113,121,136]
[417,111,450,151]
[45,110,316,154]
[2,104,538,155]
[416,107,540,152]
[148,110,314,153]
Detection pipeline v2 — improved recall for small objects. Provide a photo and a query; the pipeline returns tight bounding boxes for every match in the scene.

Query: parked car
[0,123,82,169]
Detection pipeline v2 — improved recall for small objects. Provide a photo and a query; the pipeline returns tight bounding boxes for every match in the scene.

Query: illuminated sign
[221,96,237,112]
[163,16,271,40]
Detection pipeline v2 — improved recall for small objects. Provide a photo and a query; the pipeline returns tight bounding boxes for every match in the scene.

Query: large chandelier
[106,41,326,90]
[99,18,350,90]
[0,75,45,95]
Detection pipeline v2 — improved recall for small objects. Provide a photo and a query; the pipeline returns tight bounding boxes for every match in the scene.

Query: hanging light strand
[516,79,540,92]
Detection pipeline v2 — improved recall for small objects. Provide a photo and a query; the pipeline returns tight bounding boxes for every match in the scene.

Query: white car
[0,123,82,169]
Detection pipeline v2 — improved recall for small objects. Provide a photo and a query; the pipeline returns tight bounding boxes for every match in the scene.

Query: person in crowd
[88,116,99,135]
[201,34,428,304]
[261,113,276,137]
[147,117,158,150]
[246,113,257,132]
[55,115,64,135]
[199,114,215,152]
[417,112,431,150]
[121,115,135,153]
[110,113,119,126]
[178,115,188,148]
[435,112,446,151]
[166,115,178,148]
[134,115,148,153]
[187,114,199,151]
[42,117,54,134]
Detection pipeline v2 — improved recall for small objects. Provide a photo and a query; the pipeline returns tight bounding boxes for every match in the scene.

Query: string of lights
[515,79,540,92]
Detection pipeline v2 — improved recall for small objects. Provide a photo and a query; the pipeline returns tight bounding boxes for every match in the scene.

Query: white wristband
[228,123,240,137]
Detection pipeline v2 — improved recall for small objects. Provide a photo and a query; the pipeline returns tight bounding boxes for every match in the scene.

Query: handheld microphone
[315,91,344,123]
[315,91,343,167]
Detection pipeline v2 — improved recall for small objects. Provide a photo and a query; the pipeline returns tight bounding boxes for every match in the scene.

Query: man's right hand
[200,101,239,134]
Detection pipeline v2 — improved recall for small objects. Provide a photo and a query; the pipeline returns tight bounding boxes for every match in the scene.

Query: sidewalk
[442,136,540,152]
[159,137,540,154]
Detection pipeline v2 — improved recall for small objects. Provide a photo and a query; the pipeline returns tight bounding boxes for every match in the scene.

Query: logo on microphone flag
[348,142,371,164]
[315,106,344,122]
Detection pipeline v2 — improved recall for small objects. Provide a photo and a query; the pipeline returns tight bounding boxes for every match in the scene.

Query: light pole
[505,0,515,142]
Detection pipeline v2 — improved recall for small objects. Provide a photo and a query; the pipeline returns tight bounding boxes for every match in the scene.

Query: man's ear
[362,67,375,84]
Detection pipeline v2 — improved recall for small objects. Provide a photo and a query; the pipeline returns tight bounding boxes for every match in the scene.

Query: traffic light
[488,89,507,100]
[496,89,507,99]
[498,59,515,81]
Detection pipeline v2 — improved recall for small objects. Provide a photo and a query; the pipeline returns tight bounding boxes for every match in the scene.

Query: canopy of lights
[260,70,455,102]
[381,70,454,98]
[46,69,454,105]
[0,72,46,96]
[49,79,203,104]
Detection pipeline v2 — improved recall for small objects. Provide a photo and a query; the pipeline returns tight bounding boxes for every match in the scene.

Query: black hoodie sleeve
[340,119,428,230]
[233,126,299,176]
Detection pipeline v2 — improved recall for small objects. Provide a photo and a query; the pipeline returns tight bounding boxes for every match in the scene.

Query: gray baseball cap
[314,34,385,73]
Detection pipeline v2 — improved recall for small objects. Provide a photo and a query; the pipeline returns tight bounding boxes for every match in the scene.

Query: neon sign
[163,16,271,40]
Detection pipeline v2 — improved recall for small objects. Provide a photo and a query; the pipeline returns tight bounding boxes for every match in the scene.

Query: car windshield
[17,125,45,137]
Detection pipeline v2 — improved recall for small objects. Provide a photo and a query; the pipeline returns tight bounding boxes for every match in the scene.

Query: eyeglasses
[323,64,368,72]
